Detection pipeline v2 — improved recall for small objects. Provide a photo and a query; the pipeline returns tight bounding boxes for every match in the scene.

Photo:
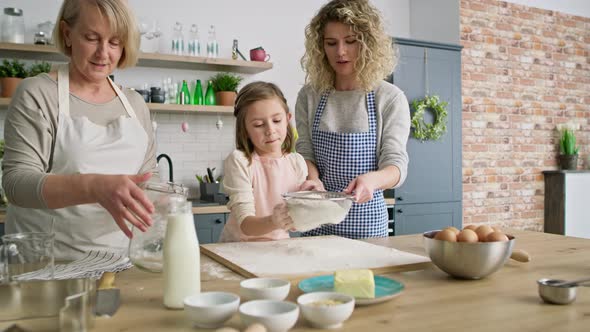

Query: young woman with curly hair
[296,0,411,239]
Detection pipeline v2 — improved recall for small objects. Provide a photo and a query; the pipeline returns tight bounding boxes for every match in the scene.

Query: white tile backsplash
[156,114,236,198]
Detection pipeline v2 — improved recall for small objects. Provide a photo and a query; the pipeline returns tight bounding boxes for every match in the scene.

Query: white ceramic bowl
[239,300,299,332]
[184,292,240,328]
[240,278,291,301]
[297,292,355,329]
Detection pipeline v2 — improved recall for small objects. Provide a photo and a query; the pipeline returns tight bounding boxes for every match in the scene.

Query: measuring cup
[1,232,55,283]
[537,277,590,304]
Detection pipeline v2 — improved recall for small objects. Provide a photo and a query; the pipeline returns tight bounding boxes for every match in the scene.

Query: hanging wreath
[410,95,448,141]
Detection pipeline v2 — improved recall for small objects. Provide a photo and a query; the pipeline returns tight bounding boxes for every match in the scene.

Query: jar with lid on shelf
[128,181,189,273]
[1,8,25,43]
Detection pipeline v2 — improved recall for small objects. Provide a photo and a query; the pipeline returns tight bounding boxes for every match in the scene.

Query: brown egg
[215,328,240,332]
[492,226,502,233]
[463,224,477,231]
[434,229,457,242]
[475,225,494,242]
[444,226,460,235]
[243,323,267,332]
[486,231,509,242]
[456,229,479,243]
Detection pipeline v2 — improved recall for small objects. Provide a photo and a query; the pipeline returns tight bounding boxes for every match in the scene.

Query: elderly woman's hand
[343,172,380,204]
[89,173,154,238]
[299,179,325,192]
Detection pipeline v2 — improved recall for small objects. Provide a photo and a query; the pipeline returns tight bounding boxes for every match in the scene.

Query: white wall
[410,0,460,45]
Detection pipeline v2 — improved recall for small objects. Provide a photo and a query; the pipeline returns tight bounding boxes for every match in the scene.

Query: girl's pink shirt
[220,150,307,242]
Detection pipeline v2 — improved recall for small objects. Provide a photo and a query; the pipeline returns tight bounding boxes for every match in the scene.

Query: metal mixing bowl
[423,230,515,279]
[537,279,577,305]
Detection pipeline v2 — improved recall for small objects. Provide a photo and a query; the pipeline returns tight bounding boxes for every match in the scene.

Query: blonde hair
[53,0,140,69]
[301,0,397,92]
[234,81,295,164]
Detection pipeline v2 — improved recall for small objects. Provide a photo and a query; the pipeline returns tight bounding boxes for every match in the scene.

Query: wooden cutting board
[200,236,431,278]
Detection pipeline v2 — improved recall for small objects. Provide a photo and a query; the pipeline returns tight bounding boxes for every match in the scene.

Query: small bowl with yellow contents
[423,226,516,279]
[297,292,355,329]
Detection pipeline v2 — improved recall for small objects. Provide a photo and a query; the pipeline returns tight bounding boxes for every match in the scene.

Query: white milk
[163,201,200,309]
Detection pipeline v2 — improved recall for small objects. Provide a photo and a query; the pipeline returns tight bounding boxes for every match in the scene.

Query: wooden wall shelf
[146,103,234,115]
[0,42,272,74]
[0,97,233,115]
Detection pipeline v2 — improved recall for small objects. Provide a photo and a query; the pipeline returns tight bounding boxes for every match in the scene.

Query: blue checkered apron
[303,91,388,238]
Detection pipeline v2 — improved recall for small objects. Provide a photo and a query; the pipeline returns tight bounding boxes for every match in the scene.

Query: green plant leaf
[0,59,27,78]
[28,61,51,77]
[210,72,243,92]
[559,128,579,155]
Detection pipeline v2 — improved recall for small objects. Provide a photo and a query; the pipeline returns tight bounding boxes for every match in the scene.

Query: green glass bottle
[193,79,204,105]
[180,80,191,105]
[204,80,216,105]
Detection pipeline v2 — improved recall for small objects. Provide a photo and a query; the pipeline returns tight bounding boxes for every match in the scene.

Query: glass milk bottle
[163,199,200,309]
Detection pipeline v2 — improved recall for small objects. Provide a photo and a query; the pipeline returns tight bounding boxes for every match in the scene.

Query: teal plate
[298,275,404,306]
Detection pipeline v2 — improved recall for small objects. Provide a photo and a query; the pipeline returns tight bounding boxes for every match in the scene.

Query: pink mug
[250,48,271,62]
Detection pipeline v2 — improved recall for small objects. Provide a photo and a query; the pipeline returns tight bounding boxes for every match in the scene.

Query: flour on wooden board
[205,236,430,277]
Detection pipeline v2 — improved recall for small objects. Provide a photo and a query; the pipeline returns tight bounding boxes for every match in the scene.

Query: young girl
[219,81,311,242]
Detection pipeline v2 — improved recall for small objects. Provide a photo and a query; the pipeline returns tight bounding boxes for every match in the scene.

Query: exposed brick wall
[460,1,590,230]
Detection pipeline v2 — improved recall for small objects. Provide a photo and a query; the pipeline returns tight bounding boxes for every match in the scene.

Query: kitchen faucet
[156,153,173,182]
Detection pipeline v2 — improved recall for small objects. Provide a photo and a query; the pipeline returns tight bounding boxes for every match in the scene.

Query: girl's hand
[343,172,380,204]
[89,173,155,238]
[299,179,325,191]
[270,202,294,230]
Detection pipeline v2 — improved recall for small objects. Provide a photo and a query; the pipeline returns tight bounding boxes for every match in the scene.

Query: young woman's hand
[270,202,294,230]
[89,173,155,238]
[299,179,325,192]
[343,172,380,204]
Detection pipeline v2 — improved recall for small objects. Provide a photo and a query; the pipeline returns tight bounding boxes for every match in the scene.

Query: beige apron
[6,65,148,261]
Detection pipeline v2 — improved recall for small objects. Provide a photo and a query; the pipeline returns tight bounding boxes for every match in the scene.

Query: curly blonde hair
[301,0,397,92]
[234,81,295,164]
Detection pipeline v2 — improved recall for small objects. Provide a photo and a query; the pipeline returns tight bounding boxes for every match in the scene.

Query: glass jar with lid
[1,8,25,44]
[128,181,189,273]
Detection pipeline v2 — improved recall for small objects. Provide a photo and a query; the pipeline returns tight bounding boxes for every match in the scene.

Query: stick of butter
[334,269,375,299]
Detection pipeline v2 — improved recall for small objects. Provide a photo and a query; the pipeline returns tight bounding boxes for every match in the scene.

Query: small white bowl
[239,300,299,332]
[240,278,291,301]
[184,292,240,328]
[297,292,355,329]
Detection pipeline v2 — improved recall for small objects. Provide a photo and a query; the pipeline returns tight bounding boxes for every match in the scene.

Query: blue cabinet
[393,202,462,235]
[194,213,226,244]
[390,38,463,234]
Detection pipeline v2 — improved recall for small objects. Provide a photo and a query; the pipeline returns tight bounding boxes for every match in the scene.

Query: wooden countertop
[3,229,588,331]
[0,199,396,222]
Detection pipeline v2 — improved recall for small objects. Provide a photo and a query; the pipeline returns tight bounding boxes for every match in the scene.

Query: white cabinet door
[564,173,590,239]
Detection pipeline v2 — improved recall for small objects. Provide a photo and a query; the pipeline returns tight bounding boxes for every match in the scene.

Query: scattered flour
[286,198,351,231]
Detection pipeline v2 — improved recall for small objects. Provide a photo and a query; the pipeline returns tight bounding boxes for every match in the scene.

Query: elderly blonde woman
[3,0,157,260]
[296,0,410,239]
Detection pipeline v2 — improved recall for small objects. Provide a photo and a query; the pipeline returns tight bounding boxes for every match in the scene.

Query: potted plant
[558,127,579,170]
[0,59,27,97]
[27,61,52,78]
[210,72,243,106]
